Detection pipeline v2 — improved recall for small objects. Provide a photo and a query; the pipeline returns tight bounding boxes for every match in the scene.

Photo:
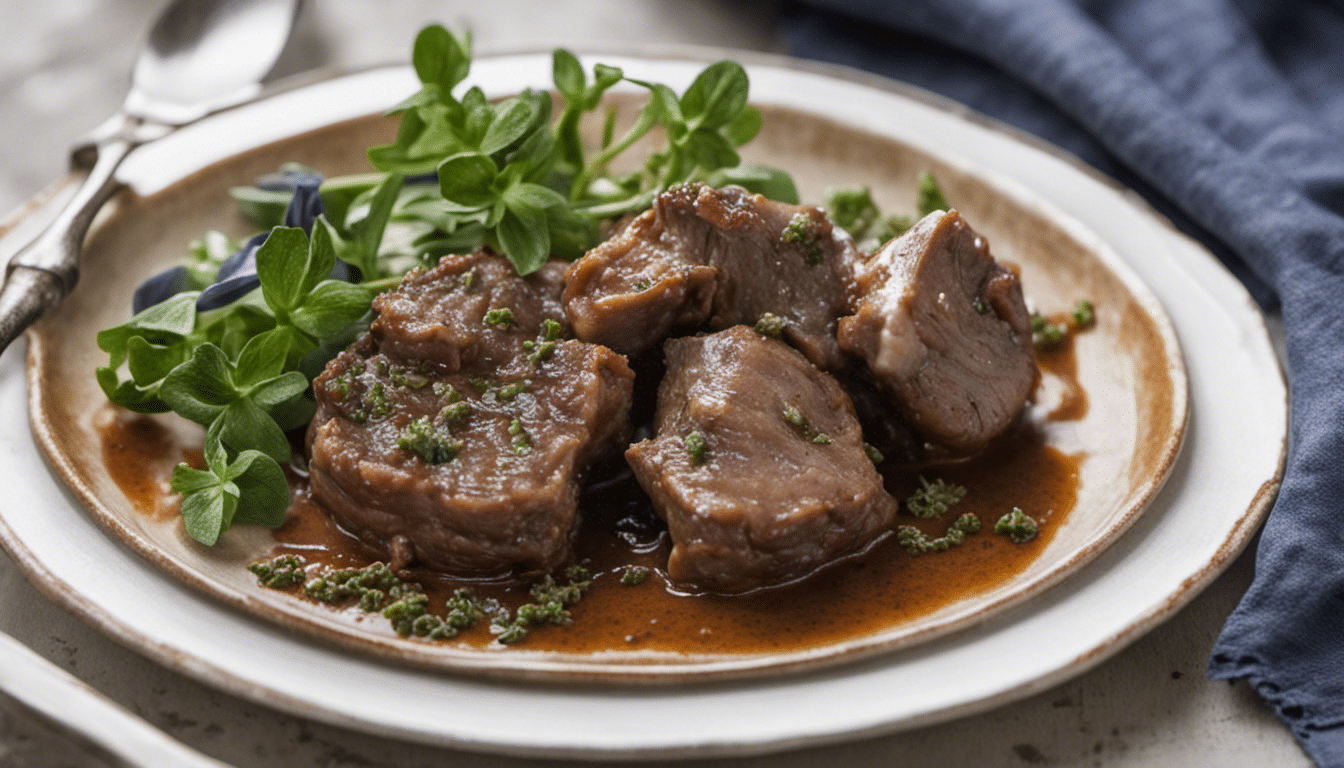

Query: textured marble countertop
[0,2,1308,766]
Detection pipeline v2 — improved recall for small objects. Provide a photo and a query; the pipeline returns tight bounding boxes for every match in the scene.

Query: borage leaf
[411,25,471,96]
[726,106,762,147]
[680,60,749,131]
[218,398,291,464]
[225,449,290,528]
[496,197,550,275]
[125,335,187,388]
[174,469,236,546]
[159,343,239,426]
[552,50,585,102]
[480,91,548,156]
[254,227,319,315]
[438,152,499,209]
[233,328,293,386]
[289,280,372,340]
[96,292,198,368]
[704,164,799,204]
[351,174,404,279]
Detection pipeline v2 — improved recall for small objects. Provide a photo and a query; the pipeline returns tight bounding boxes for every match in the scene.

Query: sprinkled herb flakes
[781,213,825,265]
[620,565,650,586]
[896,512,982,556]
[906,476,967,519]
[247,554,305,587]
[484,307,516,328]
[249,555,597,646]
[397,416,463,464]
[783,405,831,444]
[1031,314,1067,351]
[508,417,532,455]
[684,430,709,465]
[754,312,787,338]
[995,507,1040,544]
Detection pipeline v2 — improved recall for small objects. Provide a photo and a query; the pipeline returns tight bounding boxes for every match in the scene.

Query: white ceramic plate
[0,52,1284,758]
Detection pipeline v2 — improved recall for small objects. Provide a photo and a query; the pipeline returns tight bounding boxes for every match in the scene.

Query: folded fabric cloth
[781,1,1344,764]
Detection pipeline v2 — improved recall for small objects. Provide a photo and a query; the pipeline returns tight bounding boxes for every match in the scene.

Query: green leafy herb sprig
[369,25,796,275]
[98,25,790,546]
[97,205,390,545]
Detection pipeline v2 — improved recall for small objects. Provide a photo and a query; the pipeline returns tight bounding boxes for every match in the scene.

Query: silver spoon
[0,0,303,356]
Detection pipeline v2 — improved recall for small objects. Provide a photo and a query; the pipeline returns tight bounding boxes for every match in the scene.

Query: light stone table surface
[0,1,1309,766]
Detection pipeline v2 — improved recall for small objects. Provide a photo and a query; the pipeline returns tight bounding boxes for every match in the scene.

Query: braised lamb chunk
[563,183,859,370]
[371,246,569,370]
[838,210,1036,453]
[624,327,898,593]
[306,250,634,575]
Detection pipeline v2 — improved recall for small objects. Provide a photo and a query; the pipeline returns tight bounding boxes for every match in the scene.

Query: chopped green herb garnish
[388,365,430,389]
[1073,299,1095,327]
[433,382,462,402]
[490,568,593,645]
[496,379,531,400]
[995,507,1039,544]
[822,186,911,250]
[366,381,392,421]
[863,442,884,464]
[508,416,531,455]
[906,476,968,519]
[916,171,949,218]
[825,186,880,237]
[524,319,563,367]
[484,307,516,329]
[620,565,650,586]
[397,416,463,464]
[754,312,787,338]
[386,587,484,639]
[304,561,402,610]
[684,430,709,465]
[783,405,831,444]
[1031,314,1067,351]
[896,512,982,556]
[973,297,990,315]
[247,554,305,588]
[436,400,471,426]
[781,213,825,265]
[633,279,652,291]
[459,269,478,291]
[255,555,601,647]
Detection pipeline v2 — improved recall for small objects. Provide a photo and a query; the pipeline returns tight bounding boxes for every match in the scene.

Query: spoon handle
[0,134,137,356]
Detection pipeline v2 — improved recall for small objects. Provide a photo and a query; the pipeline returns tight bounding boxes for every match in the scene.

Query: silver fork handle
[0,132,138,356]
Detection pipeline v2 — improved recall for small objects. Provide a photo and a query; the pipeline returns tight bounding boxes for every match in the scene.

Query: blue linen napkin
[781,0,1344,763]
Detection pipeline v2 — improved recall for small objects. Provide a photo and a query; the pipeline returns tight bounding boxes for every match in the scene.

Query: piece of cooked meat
[625,327,897,593]
[371,247,569,370]
[838,210,1036,453]
[563,183,859,370]
[306,250,633,574]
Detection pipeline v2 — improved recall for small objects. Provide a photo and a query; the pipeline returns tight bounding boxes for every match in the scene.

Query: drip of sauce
[1036,321,1088,421]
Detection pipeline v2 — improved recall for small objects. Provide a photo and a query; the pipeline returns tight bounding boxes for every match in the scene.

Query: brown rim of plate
[2,45,1280,712]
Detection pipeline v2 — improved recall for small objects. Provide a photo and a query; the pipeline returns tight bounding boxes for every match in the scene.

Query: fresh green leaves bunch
[99,24,791,546]
[97,218,382,544]
[368,25,796,275]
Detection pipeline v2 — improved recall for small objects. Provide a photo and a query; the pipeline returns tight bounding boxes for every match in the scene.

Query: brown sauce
[99,397,1081,657]
[1037,317,1089,422]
